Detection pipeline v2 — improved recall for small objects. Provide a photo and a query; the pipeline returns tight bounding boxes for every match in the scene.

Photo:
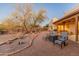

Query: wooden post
[63,22,65,31]
[75,16,78,41]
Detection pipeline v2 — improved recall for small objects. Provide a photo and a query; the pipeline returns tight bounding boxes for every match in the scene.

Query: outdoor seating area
[11,31,79,56]
[48,30,68,48]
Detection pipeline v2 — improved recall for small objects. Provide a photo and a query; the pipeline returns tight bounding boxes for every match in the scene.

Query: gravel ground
[0,33,37,55]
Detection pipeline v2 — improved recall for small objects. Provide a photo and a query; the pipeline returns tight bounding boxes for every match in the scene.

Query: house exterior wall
[56,23,76,35]
[55,23,76,41]
[69,23,75,35]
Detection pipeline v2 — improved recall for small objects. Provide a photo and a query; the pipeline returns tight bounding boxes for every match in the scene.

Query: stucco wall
[69,23,75,35]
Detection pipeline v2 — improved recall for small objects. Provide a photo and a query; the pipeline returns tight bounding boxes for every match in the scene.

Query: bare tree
[13,4,48,33]
[15,4,33,33]
[31,9,47,32]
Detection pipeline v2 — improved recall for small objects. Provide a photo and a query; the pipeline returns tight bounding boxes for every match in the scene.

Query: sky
[0,3,77,26]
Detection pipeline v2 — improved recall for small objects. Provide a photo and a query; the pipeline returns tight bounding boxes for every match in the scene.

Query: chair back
[60,32,68,41]
[50,31,57,36]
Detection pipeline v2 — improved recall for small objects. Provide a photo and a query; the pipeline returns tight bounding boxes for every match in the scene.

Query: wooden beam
[75,16,78,41]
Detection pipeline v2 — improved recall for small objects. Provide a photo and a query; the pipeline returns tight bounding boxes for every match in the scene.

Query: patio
[11,31,79,56]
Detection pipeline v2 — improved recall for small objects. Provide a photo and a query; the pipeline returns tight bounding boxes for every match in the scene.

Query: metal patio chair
[55,32,68,48]
[49,30,58,43]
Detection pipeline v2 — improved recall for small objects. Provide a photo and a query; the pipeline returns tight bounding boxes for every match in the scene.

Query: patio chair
[49,31,58,43]
[54,32,68,48]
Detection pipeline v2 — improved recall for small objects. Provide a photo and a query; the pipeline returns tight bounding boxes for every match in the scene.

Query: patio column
[75,16,78,41]
[63,22,65,31]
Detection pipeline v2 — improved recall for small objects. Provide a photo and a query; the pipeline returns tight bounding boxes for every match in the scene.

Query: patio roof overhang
[53,10,79,25]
